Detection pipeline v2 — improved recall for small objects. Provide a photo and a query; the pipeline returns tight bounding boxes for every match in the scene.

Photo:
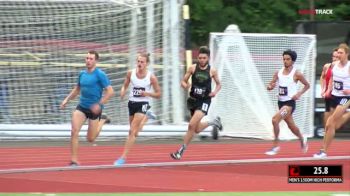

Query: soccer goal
[208,33,316,140]
[0,0,188,138]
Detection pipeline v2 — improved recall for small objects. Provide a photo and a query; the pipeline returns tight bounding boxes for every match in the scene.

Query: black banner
[288,165,343,183]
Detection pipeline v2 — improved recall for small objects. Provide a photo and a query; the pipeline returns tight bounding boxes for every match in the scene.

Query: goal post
[209,32,316,140]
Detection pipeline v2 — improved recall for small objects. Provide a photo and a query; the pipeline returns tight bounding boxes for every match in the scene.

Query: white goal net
[209,33,316,140]
[0,0,187,137]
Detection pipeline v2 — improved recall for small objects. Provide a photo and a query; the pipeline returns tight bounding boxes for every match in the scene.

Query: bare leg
[323,118,336,153]
[284,114,308,153]
[140,115,149,128]
[284,115,303,140]
[183,110,206,146]
[265,106,292,155]
[323,106,347,152]
[272,114,281,147]
[70,110,86,163]
[271,106,292,147]
[86,118,107,142]
[170,110,206,160]
[335,111,350,129]
[195,121,209,133]
[320,107,334,147]
[120,113,145,160]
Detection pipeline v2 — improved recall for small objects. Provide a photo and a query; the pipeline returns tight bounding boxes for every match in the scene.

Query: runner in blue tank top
[60,50,114,166]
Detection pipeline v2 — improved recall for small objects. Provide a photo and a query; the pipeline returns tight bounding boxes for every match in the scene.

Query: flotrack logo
[298,9,333,15]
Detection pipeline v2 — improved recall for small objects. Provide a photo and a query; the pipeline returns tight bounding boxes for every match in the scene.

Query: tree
[187,0,350,47]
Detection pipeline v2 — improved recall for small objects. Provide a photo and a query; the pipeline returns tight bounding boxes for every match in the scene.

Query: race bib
[132,87,145,97]
[193,87,206,97]
[334,81,343,90]
[279,86,288,96]
[339,98,350,106]
[201,103,209,112]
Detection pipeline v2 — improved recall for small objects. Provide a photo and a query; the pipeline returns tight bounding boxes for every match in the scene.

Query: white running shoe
[313,150,327,159]
[265,146,280,155]
[146,110,157,120]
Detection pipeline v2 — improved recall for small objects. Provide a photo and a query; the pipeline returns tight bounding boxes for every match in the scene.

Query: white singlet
[331,61,350,97]
[277,67,297,102]
[129,69,152,102]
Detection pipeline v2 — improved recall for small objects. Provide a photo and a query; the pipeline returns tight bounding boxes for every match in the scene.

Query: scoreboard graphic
[288,165,343,183]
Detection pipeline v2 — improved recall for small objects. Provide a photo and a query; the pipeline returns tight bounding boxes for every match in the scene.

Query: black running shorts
[278,100,296,114]
[187,97,211,116]
[128,101,149,116]
[76,105,101,120]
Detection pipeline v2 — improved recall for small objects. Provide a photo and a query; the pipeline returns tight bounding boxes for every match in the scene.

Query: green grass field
[0,192,349,196]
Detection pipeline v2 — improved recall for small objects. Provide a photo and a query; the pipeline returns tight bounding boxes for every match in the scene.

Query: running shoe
[265,146,280,155]
[170,152,182,160]
[114,158,126,166]
[101,114,111,124]
[69,161,79,167]
[212,116,223,131]
[313,150,327,159]
[146,110,157,120]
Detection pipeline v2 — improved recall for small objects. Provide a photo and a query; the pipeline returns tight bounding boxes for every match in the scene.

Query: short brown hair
[88,50,99,60]
[338,43,349,54]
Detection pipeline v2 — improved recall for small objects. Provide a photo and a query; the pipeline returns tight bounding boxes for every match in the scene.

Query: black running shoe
[170,152,182,160]
[100,114,111,124]
[213,116,223,131]
[212,126,219,140]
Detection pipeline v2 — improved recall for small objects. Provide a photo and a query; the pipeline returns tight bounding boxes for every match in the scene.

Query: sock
[178,144,187,155]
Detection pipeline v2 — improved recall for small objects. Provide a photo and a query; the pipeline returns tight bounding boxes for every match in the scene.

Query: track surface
[0,139,349,192]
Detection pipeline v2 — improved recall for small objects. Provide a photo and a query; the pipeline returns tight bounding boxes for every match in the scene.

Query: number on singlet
[279,86,288,96]
[201,103,209,112]
[334,81,344,90]
[193,86,206,98]
[133,87,145,97]
[194,88,203,95]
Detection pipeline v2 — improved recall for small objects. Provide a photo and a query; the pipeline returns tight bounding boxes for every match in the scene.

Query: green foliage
[187,0,350,46]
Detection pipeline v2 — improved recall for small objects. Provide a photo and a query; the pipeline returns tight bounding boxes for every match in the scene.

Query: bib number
[279,86,288,96]
[201,103,209,112]
[132,87,145,97]
[334,81,343,90]
[193,87,206,97]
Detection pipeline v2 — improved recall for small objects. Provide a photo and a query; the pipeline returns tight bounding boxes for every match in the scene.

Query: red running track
[0,140,349,192]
